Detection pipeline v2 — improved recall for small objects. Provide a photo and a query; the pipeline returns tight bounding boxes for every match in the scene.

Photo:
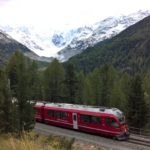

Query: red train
[33,102,130,140]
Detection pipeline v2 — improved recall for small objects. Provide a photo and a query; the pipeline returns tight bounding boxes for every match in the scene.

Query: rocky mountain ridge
[0,10,150,62]
[0,31,53,65]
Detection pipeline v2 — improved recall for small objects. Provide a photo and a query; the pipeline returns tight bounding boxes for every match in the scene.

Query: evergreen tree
[64,63,78,103]
[0,69,12,133]
[99,64,116,106]
[119,73,131,113]
[127,75,148,128]
[110,73,131,113]
[88,68,101,105]
[28,61,42,100]
[143,70,150,128]
[143,70,150,103]
[75,71,85,104]
[43,59,65,102]
[37,71,45,100]
[7,51,34,132]
[110,83,124,108]
[82,76,94,105]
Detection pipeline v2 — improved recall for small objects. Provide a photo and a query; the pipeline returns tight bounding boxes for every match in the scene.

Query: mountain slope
[0,10,150,61]
[66,15,150,73]
[0,31,52,65]
[58,10,150,61]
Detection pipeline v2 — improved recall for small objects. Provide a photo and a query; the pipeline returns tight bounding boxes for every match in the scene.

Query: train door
[72,113,78,129]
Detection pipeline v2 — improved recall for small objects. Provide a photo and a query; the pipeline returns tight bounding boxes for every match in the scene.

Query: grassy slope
[0,132,106,150]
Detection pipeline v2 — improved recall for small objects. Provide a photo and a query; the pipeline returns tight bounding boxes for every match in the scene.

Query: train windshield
[116,111,126,124]
[118,116,126,124]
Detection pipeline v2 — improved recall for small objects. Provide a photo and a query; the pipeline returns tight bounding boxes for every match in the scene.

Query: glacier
[0,10,150,62]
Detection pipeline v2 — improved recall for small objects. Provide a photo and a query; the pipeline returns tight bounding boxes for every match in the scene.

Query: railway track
[126,137,150,147]
[35,123,150,150]
[35,123,131,150]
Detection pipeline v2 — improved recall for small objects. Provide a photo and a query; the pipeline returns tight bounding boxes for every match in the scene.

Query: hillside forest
[0,51,150,134]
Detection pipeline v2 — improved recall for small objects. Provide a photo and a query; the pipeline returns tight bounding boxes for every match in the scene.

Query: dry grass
[0,132,108,150]
[0,132,44,150]
[0,132,74,150]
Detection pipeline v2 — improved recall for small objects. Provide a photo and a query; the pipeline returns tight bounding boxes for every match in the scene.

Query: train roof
[35,102,124,118]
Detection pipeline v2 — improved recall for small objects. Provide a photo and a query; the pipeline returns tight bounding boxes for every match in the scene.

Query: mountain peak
[66,15,150,73]
[0,10,150,62]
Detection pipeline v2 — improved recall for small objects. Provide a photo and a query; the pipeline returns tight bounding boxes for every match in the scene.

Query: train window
[80,114,101,124]
[48,110,67,119]
[116,112,126,124]
[55,111,60,118]
[80,114,90,123]
[47,110,67,119]
[48,110,54,117]
[61,112,67,119]
[91,116,101,124]
[106,117,119,128]
[118,116,126,124]
[106,117,111,125]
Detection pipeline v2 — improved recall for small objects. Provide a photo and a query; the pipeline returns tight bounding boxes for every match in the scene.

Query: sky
[0,0,150,31]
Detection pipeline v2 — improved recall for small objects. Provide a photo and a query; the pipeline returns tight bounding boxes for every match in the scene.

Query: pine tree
[28,61,42,100]
[75,71,85,104]
[88,68,101,105]
[143,70,150,128]
[64,63,78,103]
[119,73,131,113]
[43,59,65,102]
[99,64,116,106]
[110,83,125,109]
[0,69,12,133]
[127,75,148,128]
[7,51,34,132]
[143,70,150,102]
[82,76,95,105]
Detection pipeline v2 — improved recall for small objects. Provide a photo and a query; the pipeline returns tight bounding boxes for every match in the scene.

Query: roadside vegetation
[0,132,106,150]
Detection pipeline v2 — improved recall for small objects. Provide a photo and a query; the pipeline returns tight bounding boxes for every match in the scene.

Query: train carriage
[33,102,129,140]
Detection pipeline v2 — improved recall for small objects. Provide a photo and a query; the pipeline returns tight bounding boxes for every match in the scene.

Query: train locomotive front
[109,108,130,140]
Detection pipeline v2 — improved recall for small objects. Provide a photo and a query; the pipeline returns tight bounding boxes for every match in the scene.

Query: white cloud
[0,0,150,30]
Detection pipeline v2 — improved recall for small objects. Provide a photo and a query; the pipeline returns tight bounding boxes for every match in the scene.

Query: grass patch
[0,132,75,150]
[0,132,107,150]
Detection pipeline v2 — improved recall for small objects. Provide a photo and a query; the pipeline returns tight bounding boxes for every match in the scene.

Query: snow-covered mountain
[0,30,46,65]
[0,10,150,62]
[57,10,150,61]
